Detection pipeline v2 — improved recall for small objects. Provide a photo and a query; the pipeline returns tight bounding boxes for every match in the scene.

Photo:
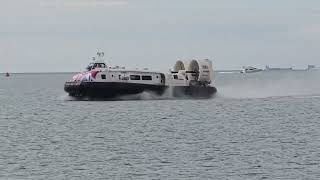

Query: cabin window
[101,74,106,79]
[156,76,159,78]
[173,75,178,79]
[130,75,141,80]
[142,76,152,80]
[112,75,114,77]
[202,65,208,69]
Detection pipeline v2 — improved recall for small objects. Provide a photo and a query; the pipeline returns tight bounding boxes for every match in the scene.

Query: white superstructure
[74,52,166,86]
[75,53,214,87]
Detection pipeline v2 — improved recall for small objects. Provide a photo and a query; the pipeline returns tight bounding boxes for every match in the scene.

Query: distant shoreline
[0,72,78,74]
[1,68,318,75]
[2,70,236,74]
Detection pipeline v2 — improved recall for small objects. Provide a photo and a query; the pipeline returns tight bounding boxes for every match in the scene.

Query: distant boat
[265,65,293,71]
[5,72,10,77]
[241,66,263,73]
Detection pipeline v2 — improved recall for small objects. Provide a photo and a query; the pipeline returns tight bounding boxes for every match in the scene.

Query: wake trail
[215,71,320,99]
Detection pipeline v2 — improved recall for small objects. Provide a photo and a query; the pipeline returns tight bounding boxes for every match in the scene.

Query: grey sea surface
[0,71,320,179]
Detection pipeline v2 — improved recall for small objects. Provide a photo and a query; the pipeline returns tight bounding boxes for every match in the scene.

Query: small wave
[60,91,170,101]
[61,94,91,101]
[217,71,240,74]
[60,87,214,101]
[118,91,167,100]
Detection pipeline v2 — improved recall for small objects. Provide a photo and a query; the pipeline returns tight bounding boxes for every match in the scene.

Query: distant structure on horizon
[264,65,320,71]
[307,65,316,70]
[265,65,293,71]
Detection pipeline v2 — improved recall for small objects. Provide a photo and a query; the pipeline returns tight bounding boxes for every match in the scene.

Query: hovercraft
[64,52,217,99]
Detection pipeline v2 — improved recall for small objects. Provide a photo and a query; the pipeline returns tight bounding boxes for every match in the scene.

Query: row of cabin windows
[130,75,153,80]
[100,74,153,80]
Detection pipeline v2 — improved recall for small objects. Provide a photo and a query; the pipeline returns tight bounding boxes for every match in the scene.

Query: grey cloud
[1,0,320,72]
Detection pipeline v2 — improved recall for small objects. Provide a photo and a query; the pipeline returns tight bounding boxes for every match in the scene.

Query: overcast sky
[1,0,320,72]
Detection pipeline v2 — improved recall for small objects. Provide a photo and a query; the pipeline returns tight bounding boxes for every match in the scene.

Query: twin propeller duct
[173,59,213,85]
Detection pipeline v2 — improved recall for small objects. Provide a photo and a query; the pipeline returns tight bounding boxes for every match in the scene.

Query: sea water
[0,71,319,179]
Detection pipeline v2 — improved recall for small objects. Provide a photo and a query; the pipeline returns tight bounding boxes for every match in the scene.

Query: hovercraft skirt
[172,86,217,98]
[64,81,167,98]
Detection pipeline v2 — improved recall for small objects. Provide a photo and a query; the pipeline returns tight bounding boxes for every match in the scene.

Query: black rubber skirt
[64,81,167,98]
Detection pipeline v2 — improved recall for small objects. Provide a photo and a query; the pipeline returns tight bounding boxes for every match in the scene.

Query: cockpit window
[87,63,106,70]
[94,63,106,68]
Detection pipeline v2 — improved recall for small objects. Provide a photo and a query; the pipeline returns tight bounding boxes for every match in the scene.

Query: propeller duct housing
[173,59,213,84]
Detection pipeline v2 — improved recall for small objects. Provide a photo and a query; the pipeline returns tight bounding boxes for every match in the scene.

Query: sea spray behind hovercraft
[215,70,320,99]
